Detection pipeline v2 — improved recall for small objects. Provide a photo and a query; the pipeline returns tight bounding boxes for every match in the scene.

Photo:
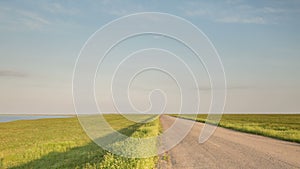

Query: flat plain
[0,115,160,169]
[1,114,299,168]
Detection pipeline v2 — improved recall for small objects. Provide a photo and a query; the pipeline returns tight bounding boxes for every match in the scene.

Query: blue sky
[0,0,300,114]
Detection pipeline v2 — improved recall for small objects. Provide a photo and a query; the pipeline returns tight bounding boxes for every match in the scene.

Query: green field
[0,115,160,169]
[1,114,299,168]
[175,114,300,143]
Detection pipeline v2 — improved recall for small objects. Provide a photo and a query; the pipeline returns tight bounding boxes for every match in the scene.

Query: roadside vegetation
[0,115,160,169]
[173,114,300,143]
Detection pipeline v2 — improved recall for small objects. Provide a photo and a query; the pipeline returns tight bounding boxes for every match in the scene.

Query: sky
[0,0,300,114]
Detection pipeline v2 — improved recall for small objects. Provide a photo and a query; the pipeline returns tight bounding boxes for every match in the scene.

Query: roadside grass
[0,115,160,169]
[173,114,300,143]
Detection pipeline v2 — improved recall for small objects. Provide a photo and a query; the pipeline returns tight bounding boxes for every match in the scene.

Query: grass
[173,114,300,143]
[0,115,160,169]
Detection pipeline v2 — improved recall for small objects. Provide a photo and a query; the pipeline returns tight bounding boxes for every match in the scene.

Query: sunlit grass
[0,115,160,169]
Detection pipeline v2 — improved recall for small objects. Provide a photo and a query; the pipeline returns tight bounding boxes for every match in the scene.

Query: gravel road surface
[159,115,300,169]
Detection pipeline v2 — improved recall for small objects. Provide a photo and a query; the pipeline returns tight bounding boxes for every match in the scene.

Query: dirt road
[159,115,300,169]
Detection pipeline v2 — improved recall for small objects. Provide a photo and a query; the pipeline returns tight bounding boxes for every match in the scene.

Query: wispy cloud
[0,70,27,77]
[261,7,286,14]
[41,2,79,15]
[0,6,51,30]
[19,10,50,25]
[197,85,255,92]
[18,10,51,29]
[105,9,133,16]
[185,9,210,17]
[217,16,266,24]
[97,1,144,17]
[181,1,290,24]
